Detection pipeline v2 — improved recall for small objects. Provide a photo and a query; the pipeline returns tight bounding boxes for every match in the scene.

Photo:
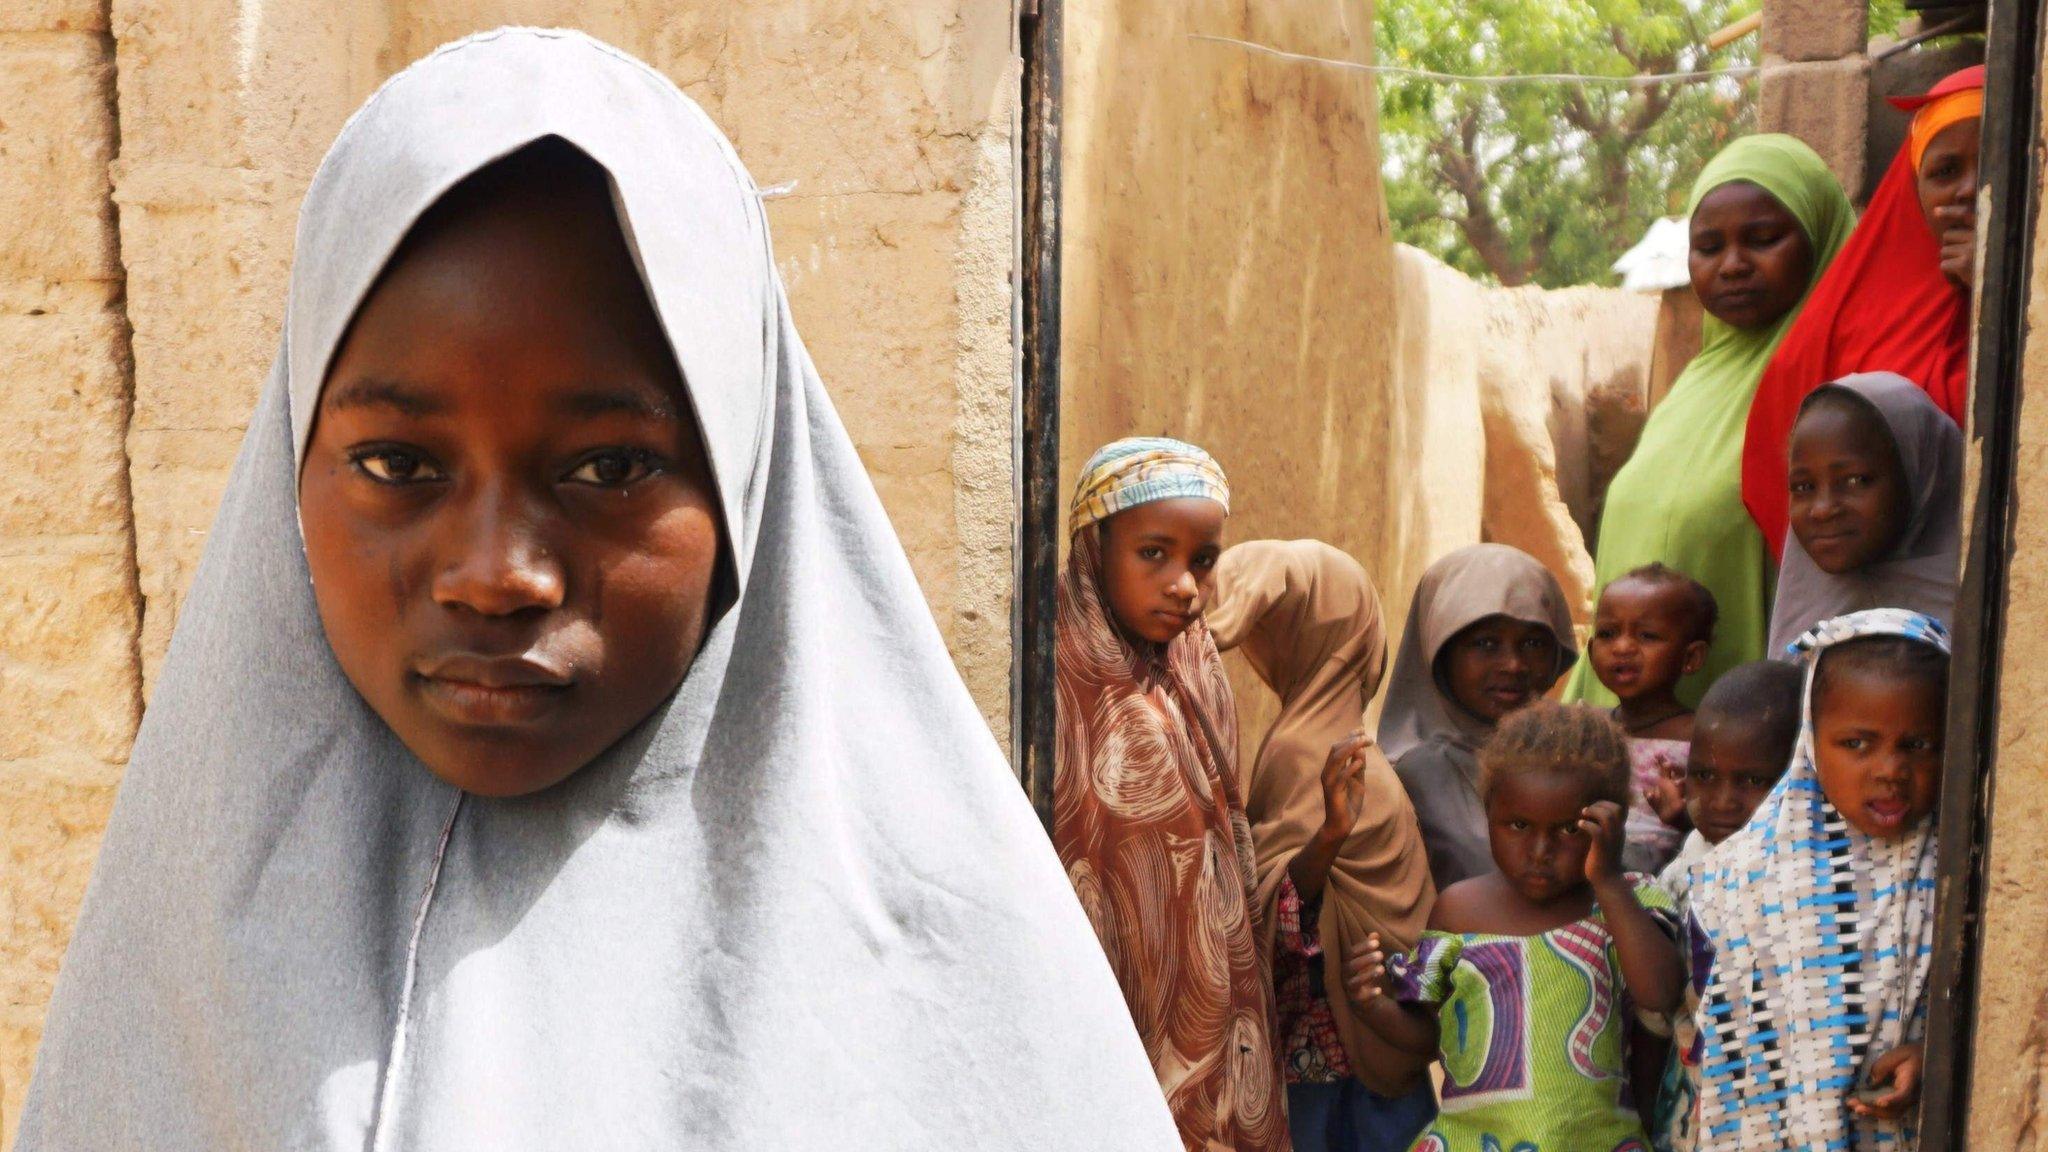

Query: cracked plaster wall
[1965,51,2048,1150]
[0,3,1017,1143]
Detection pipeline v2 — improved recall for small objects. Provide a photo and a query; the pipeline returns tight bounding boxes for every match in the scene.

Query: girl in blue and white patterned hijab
[1668,608,1948,1151]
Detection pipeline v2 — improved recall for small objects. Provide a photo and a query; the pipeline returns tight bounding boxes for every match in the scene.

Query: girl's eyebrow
[556,384,680,422]
[325,377,446,417]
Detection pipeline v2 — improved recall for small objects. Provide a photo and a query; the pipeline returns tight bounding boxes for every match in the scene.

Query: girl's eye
[1742,775,1775,789]
[1790,480,1814,495]
[1193,554,1218,571]
[566,449,661,488]
[353,448,443,485]
[1138,546,1166,562]
[1507,820,1528,831]
[1838,736,1869,752]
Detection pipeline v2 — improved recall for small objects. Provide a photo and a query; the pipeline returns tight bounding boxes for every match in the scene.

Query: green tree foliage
[1378,0,1762,287]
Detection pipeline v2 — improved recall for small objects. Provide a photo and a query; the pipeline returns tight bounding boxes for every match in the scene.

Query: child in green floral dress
[1348,702,1685,1152]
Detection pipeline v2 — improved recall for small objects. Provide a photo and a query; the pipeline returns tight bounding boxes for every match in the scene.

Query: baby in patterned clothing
[1585,563,1718,876]
[1347,702,1684,1152]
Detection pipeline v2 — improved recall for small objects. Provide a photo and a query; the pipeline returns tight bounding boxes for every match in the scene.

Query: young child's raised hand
[1649,763,1688,827]
[1848,1043,1924,1122]
[1579,800,1629,885]
[1318,731,1373,842]
[1342,932,1389,1009]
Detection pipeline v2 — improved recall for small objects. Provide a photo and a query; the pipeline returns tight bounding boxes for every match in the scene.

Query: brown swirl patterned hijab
[1055,517,1289,1152]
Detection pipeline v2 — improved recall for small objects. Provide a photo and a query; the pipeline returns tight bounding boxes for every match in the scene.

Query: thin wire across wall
[1188,32,1758,88]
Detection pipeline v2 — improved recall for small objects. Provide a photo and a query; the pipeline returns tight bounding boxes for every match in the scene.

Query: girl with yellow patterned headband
[1053,437,1295,1152]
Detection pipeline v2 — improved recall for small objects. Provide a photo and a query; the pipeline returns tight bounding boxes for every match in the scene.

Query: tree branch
[1425,106,1537,285]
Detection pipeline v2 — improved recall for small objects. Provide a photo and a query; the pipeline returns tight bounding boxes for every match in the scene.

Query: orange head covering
[1908,88,1985,171]
[1890,64,1987,172]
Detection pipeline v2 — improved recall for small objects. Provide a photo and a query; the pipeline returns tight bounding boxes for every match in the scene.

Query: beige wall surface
[1966,56,2048,1149]
[1059,0,1395,575]
[0,3,1017,1141]
[1049,0,1666,756]
[0,2,140,1143]
[1057,0,1404,740]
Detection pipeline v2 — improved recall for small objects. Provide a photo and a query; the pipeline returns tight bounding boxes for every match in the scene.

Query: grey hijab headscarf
[20,28,1178,1152]
[1767,372,1963,658]
[1376,544,1577,890]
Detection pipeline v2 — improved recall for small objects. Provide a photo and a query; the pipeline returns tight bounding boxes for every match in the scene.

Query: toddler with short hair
[1587,563,1718,874]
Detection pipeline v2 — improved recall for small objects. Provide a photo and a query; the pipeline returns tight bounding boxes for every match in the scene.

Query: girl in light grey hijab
[1767,372,1964,657]
[20,28,1178,1152]
[1377,544,1578,891]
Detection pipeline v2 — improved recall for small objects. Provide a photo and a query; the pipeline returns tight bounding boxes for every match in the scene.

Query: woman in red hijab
[1742,65,1983,560]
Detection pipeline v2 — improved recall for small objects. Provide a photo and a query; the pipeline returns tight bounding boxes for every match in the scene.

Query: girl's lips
[418,676,571,727]
[1864,798,1911,828]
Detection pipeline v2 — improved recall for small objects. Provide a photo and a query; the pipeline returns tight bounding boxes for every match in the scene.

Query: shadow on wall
[1227,246,1694,767]
[1390,245,1696,632]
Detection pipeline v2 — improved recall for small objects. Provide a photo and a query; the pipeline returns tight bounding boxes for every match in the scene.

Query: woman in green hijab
[1570,135,1855,708]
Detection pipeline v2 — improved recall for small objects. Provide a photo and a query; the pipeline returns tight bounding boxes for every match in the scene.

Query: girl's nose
[431,490,567,617]
[1167,569,1198,602]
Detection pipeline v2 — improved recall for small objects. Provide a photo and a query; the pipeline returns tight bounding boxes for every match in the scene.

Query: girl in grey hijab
[1377,544,1578,891]
[20,28,1178,1152]
[1767,372,1964,657]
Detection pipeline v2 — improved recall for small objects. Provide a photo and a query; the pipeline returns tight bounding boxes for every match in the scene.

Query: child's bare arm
[1581,801,1685,1013]
[1343,933,1442,1061]
[1849,1043,1924,1121]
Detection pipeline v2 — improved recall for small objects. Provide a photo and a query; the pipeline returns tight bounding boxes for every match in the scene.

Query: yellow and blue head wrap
[1068,437,1230,535]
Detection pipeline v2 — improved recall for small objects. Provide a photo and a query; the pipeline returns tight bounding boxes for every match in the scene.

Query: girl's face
[1485,772,1594,905]
[1098,498,1224,645]
[299,164,725,798]
[1588,577,1709,703]
[1684,719,1789,844]
[1688,181,1816,331]
[1787,398,1911,574]
[1917,117,1981,286]
[1440,616,1561,724]
[1813,664,1944,838]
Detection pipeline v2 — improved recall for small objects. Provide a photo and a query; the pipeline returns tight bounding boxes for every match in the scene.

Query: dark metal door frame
[1919,0,2043,1142]
[1017,0,1063,829]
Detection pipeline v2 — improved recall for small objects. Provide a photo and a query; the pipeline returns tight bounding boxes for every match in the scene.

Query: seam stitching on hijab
[366,792,463,1152]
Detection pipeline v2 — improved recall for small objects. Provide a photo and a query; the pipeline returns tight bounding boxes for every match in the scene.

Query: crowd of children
[12,26,1982,1152]
[1052,65,1981,1152]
